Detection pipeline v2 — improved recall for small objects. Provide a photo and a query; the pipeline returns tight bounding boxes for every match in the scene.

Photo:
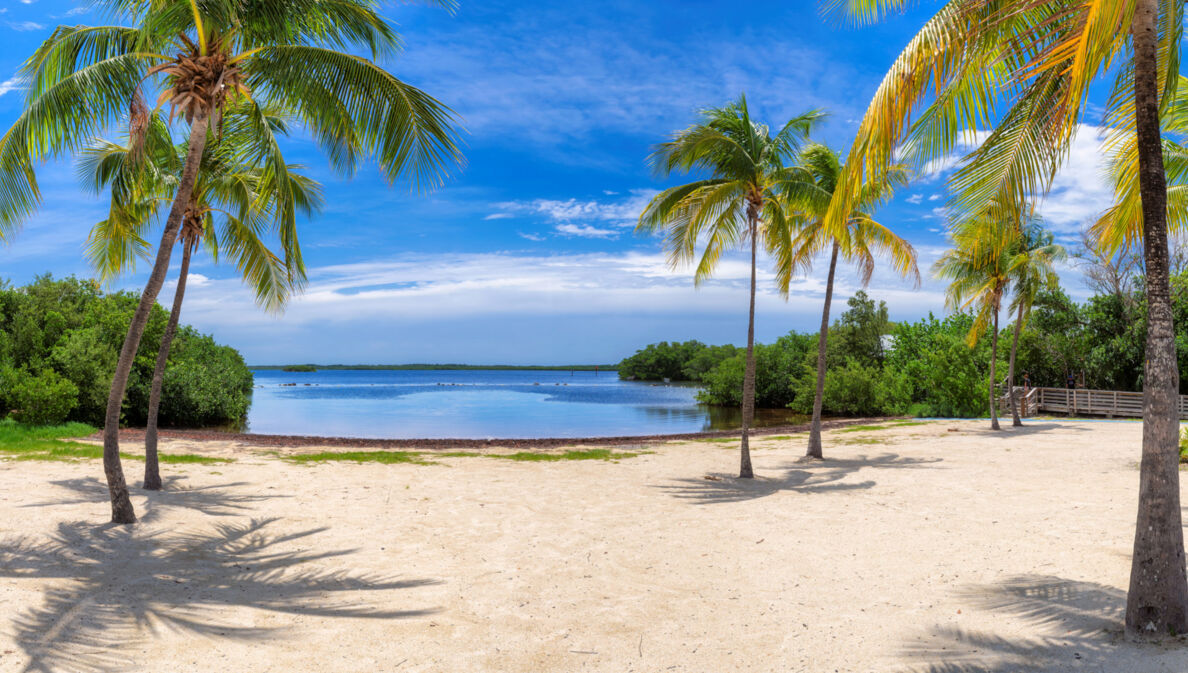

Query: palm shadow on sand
[958,422,1094,439]
[0,482,440,673]
[23,476,283,520]
[898,575,1186,672]
[659,452,943,504]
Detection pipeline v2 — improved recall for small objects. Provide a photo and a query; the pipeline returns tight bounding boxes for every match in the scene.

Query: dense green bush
[618,340,739,381]
[3,367,79,425]
[0,275,252,428]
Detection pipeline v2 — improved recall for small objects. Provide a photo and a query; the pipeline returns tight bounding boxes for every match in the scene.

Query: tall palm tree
[934,214,1017,431]
[825,0,1186,637]
[1003,218,1065,427]
[638,96,822,478]
[1,0,462,523]
[774,143,917,460]
[78,105,322,490]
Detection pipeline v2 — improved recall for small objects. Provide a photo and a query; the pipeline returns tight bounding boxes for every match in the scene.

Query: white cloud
[517,232,545,242]
[906,194,923,205]
[491,189,657,229]
[8,21,44,30]
[554,223,618,239]
[483,213,514,220]
[914,125,1112,233]
[0,75,23,98]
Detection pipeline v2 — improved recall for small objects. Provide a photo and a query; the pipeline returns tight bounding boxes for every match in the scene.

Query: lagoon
[245,369,803,439]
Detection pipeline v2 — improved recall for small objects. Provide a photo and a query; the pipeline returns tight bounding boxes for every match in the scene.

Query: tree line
[621,275,1188,417]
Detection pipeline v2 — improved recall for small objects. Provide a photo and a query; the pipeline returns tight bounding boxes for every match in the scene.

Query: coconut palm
[78,105,322,490]
[825,0,1186,636]
[1003,218,1065,427]
[1,0,462,523]
[1091,74,1188,252]
[933,214,1017,431]
[638,96,823,478]
[774,143,917,460]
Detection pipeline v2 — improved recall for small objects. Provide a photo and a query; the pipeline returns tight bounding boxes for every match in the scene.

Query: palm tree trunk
[1125,0,1188,639]
[100,114,210,524]
[805,241,839,460]
[989,302,1000,431]
[1008,302,1024,427]
[143,237,195,491]
[738,216,757,479]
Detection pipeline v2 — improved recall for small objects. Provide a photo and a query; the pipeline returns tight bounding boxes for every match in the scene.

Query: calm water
[245,369,804,439]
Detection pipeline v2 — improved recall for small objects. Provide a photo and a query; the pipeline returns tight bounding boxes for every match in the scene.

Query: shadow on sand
[659,452,942,504]
[0,484,439,672]
[957,422,1094,439]
[898,575,1186,672]
[23,476,284,521]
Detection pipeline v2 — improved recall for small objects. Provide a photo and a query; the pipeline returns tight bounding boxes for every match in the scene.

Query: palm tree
[1003,218,1065,427]
[934,214,1017,431]
[638,96,822,478]
[1091,75,1188,252]
[825,0,1187,637]
[1,0,462,523]
[774,143,917,460]
[79,105,322,490]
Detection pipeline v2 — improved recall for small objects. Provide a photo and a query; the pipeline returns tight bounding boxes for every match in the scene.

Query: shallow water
[244,369,806,439]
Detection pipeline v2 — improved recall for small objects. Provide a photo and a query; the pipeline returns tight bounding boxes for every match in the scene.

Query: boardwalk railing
[998,386,1188,419]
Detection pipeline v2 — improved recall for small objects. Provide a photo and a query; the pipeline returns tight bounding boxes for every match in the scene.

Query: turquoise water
[245,369,803,439]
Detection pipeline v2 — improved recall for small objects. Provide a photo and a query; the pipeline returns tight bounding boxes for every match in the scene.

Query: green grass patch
[700,437,739,444]
[839,420,930,433]
[285,447,644,464]
[838,424,889,433]
[760,435,794,441]
[288,450,436,465]
[0,419,228,463]
[492,448,641,462]
[836,437,883,445]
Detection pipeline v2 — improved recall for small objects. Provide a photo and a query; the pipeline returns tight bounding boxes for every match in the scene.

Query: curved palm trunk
[1125,0,1188,638]
[101,114,210,524]
[805,241,839,460]
[988,301,1001,431]
[1007,302,1024,427]
[143,237,195,491]
[738,216,758,479]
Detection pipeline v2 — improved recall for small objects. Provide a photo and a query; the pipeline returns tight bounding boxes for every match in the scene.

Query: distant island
[254,364,618,371]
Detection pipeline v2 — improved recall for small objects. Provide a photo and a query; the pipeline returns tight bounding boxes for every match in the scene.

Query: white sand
[1,419,1186,672]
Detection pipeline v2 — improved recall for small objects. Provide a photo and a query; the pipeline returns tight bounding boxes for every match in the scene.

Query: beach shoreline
[96,416,903,450]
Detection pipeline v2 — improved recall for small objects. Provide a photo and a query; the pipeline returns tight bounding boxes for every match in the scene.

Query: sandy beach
[1,419,1185,672]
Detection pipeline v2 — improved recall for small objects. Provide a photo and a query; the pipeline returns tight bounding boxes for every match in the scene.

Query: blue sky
[0,1,1114,364]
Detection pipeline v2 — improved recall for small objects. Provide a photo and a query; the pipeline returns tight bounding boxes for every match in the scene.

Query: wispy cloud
[491,189,657,229]
[0,75,24,98]
[905,194,923,205]
[554,223,618,239]
[395,10,864,149]
[517,232,545,242]
[8,20,44,31]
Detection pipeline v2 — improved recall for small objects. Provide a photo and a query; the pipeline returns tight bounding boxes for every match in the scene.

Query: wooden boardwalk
[1000,386,1188,419]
